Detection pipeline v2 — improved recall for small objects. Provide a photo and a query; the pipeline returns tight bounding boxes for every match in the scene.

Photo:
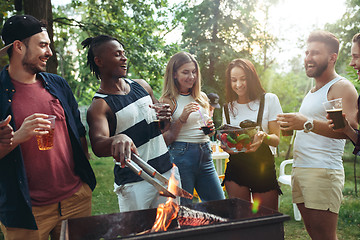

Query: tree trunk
[23,0,58,74]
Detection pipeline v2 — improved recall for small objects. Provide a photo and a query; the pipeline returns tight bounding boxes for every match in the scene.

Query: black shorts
[222,143,282,194]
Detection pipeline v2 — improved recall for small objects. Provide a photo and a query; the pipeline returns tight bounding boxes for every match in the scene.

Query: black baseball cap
[0,15,47,57]
[207,93,220,109]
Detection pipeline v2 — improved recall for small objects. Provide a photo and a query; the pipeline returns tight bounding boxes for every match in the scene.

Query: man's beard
[305,60,328,78]
[22,50,47,75]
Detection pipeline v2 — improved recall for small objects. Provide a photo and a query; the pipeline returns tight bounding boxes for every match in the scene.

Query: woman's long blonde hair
[160,52,209,109]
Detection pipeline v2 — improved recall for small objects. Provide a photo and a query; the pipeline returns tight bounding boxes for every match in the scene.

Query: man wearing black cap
[0,15,96,240]
[207,92,220,117]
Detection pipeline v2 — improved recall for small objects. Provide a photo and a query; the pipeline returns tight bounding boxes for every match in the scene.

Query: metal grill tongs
[115,153,193,199]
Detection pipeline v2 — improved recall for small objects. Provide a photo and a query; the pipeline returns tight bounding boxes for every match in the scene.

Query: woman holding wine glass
[160,52,225,204]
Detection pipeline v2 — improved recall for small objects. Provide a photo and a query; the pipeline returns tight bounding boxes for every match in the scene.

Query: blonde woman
[161,52,225,204]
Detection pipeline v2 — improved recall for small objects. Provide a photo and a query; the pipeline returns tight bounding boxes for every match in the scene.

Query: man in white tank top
[277,31,358,240]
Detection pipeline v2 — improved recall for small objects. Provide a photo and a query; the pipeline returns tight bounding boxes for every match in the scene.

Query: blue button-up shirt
[0,66,96,229]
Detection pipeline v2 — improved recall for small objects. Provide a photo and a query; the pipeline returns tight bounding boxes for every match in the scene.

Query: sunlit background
[267,0,346,70]
[53,0,347,71]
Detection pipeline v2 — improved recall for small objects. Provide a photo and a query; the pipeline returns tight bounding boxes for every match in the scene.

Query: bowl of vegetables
[217,124,259,153]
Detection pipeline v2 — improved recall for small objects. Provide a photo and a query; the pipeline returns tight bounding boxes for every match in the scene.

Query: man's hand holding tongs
[111,133,193,199]
[111,134,139,168]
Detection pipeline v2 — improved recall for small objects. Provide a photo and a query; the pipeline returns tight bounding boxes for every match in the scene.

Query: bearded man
[0,15,96,240]
[277,31,358,240]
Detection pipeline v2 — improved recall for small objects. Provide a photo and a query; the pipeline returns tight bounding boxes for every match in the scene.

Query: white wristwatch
[303,119,314,133]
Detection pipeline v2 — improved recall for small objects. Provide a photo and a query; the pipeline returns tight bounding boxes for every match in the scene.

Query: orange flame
[151,164,180,232]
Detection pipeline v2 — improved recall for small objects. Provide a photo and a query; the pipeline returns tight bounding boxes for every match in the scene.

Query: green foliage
[52,4,96,105]
[0,1,16,68]
[264,71,311,112]
[0,1,14,26]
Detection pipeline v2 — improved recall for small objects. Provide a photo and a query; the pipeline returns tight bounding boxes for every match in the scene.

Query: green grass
[91,157,119,215]
[1,142,359,240]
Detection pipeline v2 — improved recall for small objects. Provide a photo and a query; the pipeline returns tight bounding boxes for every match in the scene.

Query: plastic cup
[152,103,169,130]
[323,98,345,129]
[35,115,56,150]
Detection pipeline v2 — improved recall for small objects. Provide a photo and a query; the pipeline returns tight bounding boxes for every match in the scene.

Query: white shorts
[114,165,181,212]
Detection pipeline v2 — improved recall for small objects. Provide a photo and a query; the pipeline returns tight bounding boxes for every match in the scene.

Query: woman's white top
[172,94,210,143]
[222,93,283,155]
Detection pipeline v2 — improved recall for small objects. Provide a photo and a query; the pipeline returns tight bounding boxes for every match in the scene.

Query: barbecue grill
[60,198,290,240]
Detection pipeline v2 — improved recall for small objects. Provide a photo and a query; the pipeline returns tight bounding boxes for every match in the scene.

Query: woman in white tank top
[160,52,225,205]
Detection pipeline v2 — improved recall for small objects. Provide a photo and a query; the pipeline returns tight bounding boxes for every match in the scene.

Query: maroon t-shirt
[11,79,81,206]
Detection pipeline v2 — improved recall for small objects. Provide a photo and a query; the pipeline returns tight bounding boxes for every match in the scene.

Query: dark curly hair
[81,35,123,79]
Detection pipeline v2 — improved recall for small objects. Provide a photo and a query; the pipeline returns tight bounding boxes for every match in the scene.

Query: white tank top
[293,76,345,170]
[172,94,210,143]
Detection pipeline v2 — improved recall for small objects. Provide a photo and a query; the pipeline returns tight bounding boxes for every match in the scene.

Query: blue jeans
[168,141,225,205]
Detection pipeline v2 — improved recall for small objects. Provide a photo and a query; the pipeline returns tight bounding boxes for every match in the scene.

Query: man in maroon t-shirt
[0,15,96,240]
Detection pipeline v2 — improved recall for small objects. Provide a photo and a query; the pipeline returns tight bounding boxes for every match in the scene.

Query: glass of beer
[152,103,169,130]
[323,98,345,129]
[35,115,56,150]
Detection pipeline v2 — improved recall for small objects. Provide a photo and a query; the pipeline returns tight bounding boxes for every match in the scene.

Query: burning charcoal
[177,206,228,226]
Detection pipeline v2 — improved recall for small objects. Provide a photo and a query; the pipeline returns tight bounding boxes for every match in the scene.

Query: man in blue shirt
[0,15,96,240]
